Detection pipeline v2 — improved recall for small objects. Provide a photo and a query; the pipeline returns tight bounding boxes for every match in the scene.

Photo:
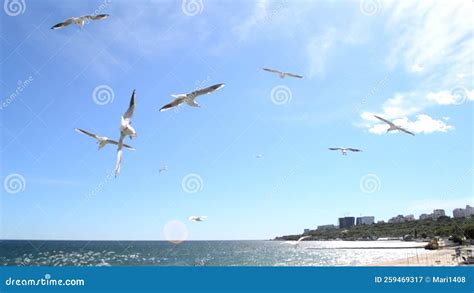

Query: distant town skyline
[306,204,473,232]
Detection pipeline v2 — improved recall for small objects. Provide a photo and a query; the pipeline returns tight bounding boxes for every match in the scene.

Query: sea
[0,240,430,266]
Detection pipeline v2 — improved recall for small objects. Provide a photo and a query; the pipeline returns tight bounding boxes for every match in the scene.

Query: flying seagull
[283,235,311,248]
[374,115,415,136]
[51,14,109,30]
[262,68,303,79]
[159,83,225,112]
[189,216,207,222]
[115,90,137,177]
[75,128,135,150]
[328,147,362,156]
[255,154,264,159]
[159,165,168,173]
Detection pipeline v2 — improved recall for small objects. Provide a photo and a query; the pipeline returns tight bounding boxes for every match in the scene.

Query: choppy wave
[0,240,432,266]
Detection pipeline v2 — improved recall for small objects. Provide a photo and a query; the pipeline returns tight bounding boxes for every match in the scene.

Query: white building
[466,205,474,217]
[404,214,415,222]
[433,209,446,219]
[452,205,474,218]
[453,208,465,218]
[419,213,433,220]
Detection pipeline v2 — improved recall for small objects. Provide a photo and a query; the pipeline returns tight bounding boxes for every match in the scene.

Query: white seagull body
[115,90,137,177]
[262,68,303,79]
[283,235,311,248]
[328,147,362,156]
[75,128,135,150]
[159,165,168,173]
[51,14,109,30]
[189,216,207,222]
[374,115,415,136]
[159,83,225,112]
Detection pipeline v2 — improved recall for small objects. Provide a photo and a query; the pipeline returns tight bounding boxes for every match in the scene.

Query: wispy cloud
[359,0,473,134]
[306,29,337,78]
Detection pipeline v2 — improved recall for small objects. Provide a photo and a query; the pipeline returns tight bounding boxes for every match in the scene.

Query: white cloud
[306,29,337,78]
[359,1,472,134]
[384,0,473,88]
[367,114,453,135]
[426,89,474,106]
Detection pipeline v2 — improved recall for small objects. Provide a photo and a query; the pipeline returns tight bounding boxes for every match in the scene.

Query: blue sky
[1,0,472,241]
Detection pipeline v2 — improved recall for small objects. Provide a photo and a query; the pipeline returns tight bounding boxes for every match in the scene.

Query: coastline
[369,247,461,266]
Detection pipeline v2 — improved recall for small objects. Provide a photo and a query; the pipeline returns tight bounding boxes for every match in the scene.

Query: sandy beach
[371,247,468,266]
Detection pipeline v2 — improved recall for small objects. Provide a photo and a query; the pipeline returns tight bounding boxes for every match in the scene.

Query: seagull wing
[75,128,100,141]
[297,236,310,243]
[348,148,362,152]
[123,90,136,120]
[188,83,225,99]
[105,139,136,150]
[115,136,125,177]
[328,148,342,151]
[374,115,396,127]
[85,14,109,21]
[51,18,76,30]
[159,96,186,112]
[285,72,303,79]
[398,126,415,136]
[262,68,282,75]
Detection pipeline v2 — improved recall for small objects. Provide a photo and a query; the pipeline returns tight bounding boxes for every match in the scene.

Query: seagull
[189,216,207,222]
[159,165,168,173]
[255,154,264,159]
[115,90,137,177]
[262,68,303,79]
[283,235,311,248]
[75,128,135,150]
[159,83,225,112]
[328,147,362,156]
[51,14,109,30]
[374,115,415,136]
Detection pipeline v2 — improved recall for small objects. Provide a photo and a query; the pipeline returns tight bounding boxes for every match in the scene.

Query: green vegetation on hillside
[276,217,474,241]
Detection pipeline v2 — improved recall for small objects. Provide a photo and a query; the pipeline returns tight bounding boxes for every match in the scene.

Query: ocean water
[0,240,430,266]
